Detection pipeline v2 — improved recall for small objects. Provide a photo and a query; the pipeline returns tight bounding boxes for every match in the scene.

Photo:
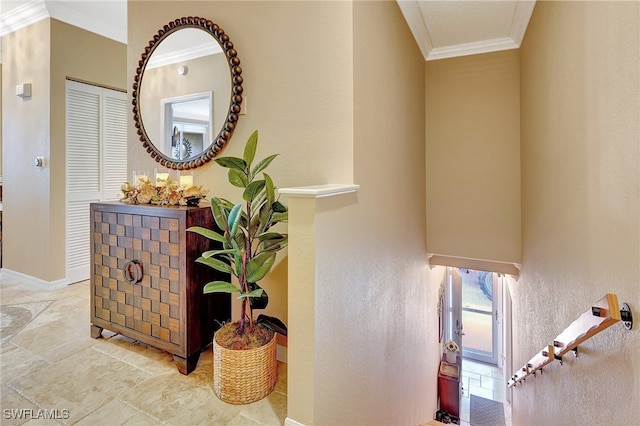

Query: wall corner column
[280,184,359,426]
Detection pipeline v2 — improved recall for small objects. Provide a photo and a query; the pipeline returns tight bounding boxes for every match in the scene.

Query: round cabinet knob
[123,260,144,284]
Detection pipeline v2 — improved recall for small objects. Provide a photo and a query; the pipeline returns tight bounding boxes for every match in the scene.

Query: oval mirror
[133,17,243,169]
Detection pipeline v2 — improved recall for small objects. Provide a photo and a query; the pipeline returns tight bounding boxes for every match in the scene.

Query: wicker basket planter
[212,331,278,404]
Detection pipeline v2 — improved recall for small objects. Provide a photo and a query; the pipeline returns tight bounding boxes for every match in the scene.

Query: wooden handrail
[508,293,628,387]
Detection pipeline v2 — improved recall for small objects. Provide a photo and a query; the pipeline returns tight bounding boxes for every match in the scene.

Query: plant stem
[244,198,254,331]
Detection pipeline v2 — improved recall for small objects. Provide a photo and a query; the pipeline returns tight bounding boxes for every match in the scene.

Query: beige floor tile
[10,296,97,363]
[91,334,178,376]
[0,386,40,426]
[9,347,152,424]
[120,370,228,423]
[1,278,288,425]
[74,398,161,425]
[226,414,265,425]
[237,389,288,425]
[0,343,51,384]
[0,283,37,305]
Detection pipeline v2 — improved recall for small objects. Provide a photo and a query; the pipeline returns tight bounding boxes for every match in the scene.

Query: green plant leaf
[243,130,259,168]
[257,203,270,230]
[252,154,278,178]
[271,212,288,223]
[257,232,285,241]
[227,204,242,237]
[209,197,229,233]
[243,180,266,202]
[259,239,288,252]
[203,281,240,294]
[247,283,268,309]
[215,156,246,171]
[251,192,268,215]
[187,226,226,243]
[246,252,276,283]
[272,201,288,213]
[264,173,275,205]
[196,256,233,274]
[202,249,237,258]
[237,288,264,299]
[228,168,248,188]
[249,212,262,237]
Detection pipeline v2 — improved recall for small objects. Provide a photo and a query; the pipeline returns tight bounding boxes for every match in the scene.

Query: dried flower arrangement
[120,177,208,206]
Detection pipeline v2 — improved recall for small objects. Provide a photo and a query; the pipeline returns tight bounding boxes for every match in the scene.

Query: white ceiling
[0,1,535,63]
[0,1,126,42]
[398,0,536,61]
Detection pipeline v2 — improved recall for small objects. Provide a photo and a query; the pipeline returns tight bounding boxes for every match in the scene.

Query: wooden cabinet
[438,357,461,418]
[89,202,230,374]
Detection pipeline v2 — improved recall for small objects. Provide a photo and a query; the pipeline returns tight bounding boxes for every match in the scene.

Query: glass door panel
[460,269,497,364]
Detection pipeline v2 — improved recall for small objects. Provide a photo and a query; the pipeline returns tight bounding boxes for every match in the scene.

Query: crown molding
[46,0,126,44]
[146,42,222,69]
[510,1,536,46]
[397,0,433,62]
[0,1,49,38]
[427,37,519,61]
[398,0,536,62]
[0,0,126,43]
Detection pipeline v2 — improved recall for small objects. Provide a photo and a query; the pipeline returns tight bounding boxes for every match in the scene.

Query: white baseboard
[277,344,288,363]
[285,417,306,426]
[0,268,68,291]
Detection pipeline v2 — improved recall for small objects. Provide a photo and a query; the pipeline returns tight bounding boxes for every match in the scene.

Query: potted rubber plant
[188,130,288,404]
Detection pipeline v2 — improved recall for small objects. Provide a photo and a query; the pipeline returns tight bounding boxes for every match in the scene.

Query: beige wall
[3,20,52,281]
[311,2,438,424]
[129,1,439,424]
[128,0,354,188]
[50,20,127,280]
[2,19,126,282]
[515,1,639,424]
[425,50,521,269]
[128,0,354,350]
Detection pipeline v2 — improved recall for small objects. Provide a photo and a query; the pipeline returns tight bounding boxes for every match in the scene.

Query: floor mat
[0,301,53,346]
[470,394,506,426]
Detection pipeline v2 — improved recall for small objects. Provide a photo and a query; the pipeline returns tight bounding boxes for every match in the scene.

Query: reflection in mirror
[161,92,213,160]
[133,17,243,170]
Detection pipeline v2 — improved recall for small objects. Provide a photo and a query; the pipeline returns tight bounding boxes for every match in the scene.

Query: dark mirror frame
[132,16,243,170]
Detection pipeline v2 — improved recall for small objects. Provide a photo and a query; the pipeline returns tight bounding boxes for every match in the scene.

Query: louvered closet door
[66,80,127,284]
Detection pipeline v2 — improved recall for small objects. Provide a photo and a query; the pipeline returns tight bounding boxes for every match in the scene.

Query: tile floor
[0,276,287,425]
[459,357,512,426]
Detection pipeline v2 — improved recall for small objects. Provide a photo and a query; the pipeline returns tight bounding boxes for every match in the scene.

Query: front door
[445,267,501,365]
[460,269,499,365]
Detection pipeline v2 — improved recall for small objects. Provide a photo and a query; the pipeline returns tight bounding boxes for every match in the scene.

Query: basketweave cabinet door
[90,202,230,374]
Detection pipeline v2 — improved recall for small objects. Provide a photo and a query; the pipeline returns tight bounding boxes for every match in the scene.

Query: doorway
[443,267,512,424]
[444,267,502,366]
[460,269,499,365]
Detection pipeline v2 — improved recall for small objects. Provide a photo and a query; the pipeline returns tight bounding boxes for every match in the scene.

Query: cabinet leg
[173,352,201,375]
[90,324,103,339]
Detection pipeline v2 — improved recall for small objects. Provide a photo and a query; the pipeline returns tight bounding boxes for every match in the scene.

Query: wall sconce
[177,65,188,76]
